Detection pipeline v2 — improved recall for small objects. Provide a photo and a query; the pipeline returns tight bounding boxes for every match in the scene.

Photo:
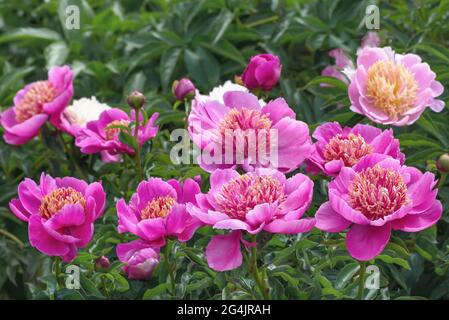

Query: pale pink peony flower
[306,122,404,176]
[1,66,73,145]
[187,168,315,271]
[315,154,442,261]
[348,46,445,126]
[9,173,105,262]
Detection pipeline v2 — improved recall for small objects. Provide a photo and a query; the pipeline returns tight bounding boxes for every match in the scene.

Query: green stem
[249,235,270,300]
[0,228,24,248]
[164,245,175,296]
[438,172,447,190]
[57,132,88,180]
[357,261,367,300]
[53,256,62,292]
[245,15,278,28]
[134,109,143,182]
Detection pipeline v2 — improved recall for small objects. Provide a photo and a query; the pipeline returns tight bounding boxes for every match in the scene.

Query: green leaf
[45,41,69,68]
[304,76,348,92]
[143,283,170,299]
[0,28,61,44]
[184,47,220,88]
[160,47,182,91]
[335,262,360,290]
[376,255,411,270]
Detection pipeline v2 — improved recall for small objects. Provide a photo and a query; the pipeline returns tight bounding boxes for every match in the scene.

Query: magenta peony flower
[116,178,202,246]
[241,54,282,91]
[187,168,315,271]
[1,66,73,145]
[306,122,404,176]
[348,46,445,126]
[116,239,160,280]
[9,173,105,262]
[172,78,196,100]
[188,90,312,173]
[75,108,159,162]
[315,154,442,261]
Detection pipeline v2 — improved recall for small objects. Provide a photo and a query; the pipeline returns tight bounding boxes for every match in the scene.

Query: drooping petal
[346,223,391,261]
[205,231,243,271]
[315,202,351,232]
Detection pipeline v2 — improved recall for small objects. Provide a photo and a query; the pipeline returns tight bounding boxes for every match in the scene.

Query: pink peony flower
[1,66,73,145]
[315,154,442,261]
[306,122,404,176]
[187,168,315,271]
[75,108,159,162]
[116,239,160,280]
[349,46,445,126]
[60,97,111,136]
[116,178,202,246]
[241,54,282,91]
[9,173,105,262]
[188,90,312,173]
[172,78,196,100]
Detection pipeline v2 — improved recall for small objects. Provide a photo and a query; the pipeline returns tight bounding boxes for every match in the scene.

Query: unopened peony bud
[95,256,111,270]
[437,153,449,173]
[127,91,146,110]
[172,78,196,100]
[241,53,282,91]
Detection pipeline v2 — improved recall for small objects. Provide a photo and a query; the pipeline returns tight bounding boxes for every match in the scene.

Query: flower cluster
[2,44,445,287]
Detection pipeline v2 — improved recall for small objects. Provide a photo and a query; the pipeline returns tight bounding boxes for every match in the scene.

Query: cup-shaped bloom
[188,90,312,173]
[349,46,444,126]
[306,122,404,176]
[1,66,73,145]
[315,154,442,261]
[241,54,282,91]
[116,178,202,245]
[172,78,196,100]
[116,240,160,280]
[187,168,315,271]
[9,173,106,262]
[60,97,111,136]
[75,108,159,162]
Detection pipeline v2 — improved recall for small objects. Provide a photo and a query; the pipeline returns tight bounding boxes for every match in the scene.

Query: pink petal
[392,201,442,232]
[136,218,167,241]
[264,217,315,234]
[205,231,243,271]
[223,91,261,110]
[315,202,351,232]
[346,223,391,261]
[28,215,70,257]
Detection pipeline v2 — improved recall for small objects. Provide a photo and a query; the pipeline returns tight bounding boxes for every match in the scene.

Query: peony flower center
[15,81,57,123]
[366,60,417,118]
[104,119,130,140]
[348,165,409,220]
[323,133,373,167]
[39,187,86,219]
[141,196,176,220]
[219,108,272,133]
[215,174,285,220]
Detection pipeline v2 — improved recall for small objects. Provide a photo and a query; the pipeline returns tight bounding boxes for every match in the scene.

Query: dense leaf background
[1,0,449,300]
